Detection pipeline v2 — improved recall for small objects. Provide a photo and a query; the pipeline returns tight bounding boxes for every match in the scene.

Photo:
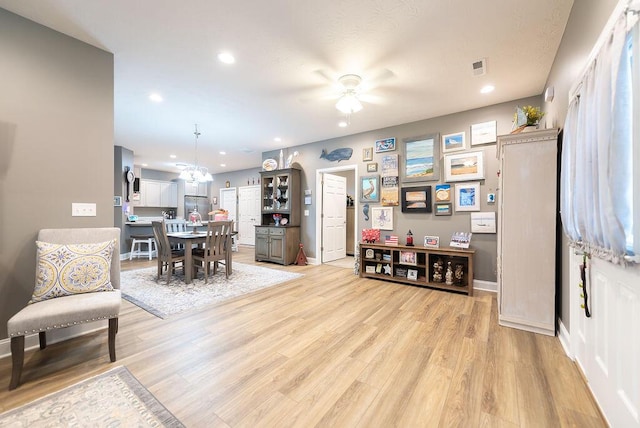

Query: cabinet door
[160,182,178,207]
[144,180,162,206]
[269,233,285,262]
[255,232,270,260]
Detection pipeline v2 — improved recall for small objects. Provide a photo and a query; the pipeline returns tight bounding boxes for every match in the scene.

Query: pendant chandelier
[179,124,213,183]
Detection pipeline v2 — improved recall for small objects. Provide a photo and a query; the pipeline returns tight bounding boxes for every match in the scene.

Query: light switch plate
[72,203,97,216]
[304,210,309,216]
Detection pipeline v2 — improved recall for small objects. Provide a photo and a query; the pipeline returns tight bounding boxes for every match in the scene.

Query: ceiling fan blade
[359,93,384,105]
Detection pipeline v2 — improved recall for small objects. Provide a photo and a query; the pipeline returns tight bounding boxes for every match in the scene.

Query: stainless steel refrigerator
[184,195,210,219]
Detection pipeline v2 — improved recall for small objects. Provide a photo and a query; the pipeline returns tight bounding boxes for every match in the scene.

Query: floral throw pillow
[30,240,115,304]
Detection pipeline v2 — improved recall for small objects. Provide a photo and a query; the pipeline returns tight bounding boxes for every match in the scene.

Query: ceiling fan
[335,74,364,114]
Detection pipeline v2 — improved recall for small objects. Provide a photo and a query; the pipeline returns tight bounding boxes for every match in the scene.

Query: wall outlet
[72,203,97,216]
[304,210,309,216]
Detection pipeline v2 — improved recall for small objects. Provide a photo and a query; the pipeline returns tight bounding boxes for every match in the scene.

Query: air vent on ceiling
[472,58,487,76]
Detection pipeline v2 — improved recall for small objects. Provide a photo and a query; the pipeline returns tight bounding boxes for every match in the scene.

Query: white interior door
[322,173,347,263]
[219,188,237,229]
[238,185,261,245]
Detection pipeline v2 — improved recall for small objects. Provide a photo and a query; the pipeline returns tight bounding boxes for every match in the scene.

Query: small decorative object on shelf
[384,235,399,246]
[406,230,414,246]
[450,232,472,248]
[362,228,380,243]
[445,261,453,285]
[455,264,465,286]
[432,258,444,282]
[273,213,282,226]
[365,248,375,259]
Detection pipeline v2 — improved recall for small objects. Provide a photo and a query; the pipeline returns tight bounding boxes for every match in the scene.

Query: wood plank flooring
[0,247,605,427]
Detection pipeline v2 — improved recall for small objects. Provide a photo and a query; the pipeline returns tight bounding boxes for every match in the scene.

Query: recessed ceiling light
[220,163,226,167]
[274,137,282,142]
[480,85,495,94]
[169,154,177,159]
[218,52,235,64]
[149,93,163,102]
[219,151,226,155]
[338,121,348,128]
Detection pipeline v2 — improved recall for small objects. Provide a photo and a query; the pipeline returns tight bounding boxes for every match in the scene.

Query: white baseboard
[307,257,319,265]
[473,279,497,293]
[557,318,573,359]
[0,321,108,359]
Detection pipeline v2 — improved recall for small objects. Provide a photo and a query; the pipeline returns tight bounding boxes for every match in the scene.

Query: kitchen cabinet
[359,242,475,296]
[255,226,300,265]
[255,167,302,265]
[497,129,558,336]
[184,181,208,197]
[133,179,178,207]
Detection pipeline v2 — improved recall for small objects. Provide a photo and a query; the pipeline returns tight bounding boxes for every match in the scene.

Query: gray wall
[259,96,541,282]
[543,0,619,331]
[114,146,134,254]
[0,9,114,338]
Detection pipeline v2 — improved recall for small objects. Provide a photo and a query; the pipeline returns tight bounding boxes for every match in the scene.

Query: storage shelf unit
[359,242,475,296]
[255,167,301,265]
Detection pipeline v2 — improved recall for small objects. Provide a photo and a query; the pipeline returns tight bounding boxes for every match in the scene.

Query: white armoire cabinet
[497,128,558,336]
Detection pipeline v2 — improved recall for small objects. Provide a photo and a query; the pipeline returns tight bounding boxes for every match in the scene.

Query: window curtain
[560,11,636,264]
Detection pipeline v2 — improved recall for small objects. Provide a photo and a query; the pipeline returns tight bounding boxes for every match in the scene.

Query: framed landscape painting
[444,151,484,182]
[402,133,440,183]
[442,131,465,153]
[454,182,481,211]
[401,186,432,213]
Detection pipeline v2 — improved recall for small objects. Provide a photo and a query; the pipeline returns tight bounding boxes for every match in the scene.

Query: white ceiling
[0,0,573,173]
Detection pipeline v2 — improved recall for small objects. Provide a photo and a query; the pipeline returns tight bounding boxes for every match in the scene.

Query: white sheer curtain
[560,11,636,264]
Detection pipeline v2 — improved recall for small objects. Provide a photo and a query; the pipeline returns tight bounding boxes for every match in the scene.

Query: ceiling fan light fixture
[336,92,363,114]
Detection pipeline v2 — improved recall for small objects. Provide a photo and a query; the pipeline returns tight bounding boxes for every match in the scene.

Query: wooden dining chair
[164,219,187,250]
[151,221,186,285]
[192,221,233,282]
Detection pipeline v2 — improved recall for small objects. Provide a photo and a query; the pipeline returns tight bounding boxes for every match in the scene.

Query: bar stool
[129,234,156,260]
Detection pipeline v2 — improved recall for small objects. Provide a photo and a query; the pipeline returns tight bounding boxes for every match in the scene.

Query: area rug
[0,366,183,427]
[120,262,304,319]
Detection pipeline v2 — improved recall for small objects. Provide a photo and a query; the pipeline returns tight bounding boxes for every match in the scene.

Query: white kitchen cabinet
[184,181,208,197]
[134,179,178,207]
[160,182,178,207]
[144,180,162,207]
[497,128,558,336]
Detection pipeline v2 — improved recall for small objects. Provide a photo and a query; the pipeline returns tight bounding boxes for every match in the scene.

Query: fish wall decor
[320,148,353,162]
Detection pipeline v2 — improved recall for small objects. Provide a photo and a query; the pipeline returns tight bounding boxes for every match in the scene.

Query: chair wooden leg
[9,336,25,390]
[39,331,47,349]
[108,318,118,362]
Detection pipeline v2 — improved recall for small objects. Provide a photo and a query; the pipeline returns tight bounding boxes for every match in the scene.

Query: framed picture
[365,265,376,273]
[434,184,451,202]
[375,137,396,153]
[401,186,432,213]
[471,120,497,145]
[212,196,218,205]
[363,147,373,161]
[360,175,380,203]
[455,182,481,212]
[442,131,466,153]
[434,202,453,216]
[402,133,440,183]
[424,236,440,248]
[407,269,418,280]
[471,212,497,233]
[444,151,485,182]
[367,162,378,172]
[113,196,122,207]
[400,250,417,265]
[370,206,393,230]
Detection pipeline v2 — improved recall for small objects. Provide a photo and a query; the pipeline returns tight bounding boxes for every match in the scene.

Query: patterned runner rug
[0,366,183,427]
[120,262,304,319]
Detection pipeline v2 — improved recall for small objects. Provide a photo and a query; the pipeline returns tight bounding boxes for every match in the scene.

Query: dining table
[166,230,234,284]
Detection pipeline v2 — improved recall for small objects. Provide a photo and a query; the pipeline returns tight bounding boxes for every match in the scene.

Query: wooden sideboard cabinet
[255,226,300,265]
[359,242,475,295]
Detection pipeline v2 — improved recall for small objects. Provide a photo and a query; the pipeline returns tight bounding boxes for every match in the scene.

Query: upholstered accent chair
[7,227,121,390]
[192,221,233,282]
[152,220,185,284]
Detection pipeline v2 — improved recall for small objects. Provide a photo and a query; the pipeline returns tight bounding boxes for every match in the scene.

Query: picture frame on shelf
[407,269,418,280]
[400,250,417,265]
[434,202,453,216]
[375,137,396,153]
[370,206,393,230]
[444,151,485,182]
[365,265,376,273]
[442,131,466,153]
[367,162,378,172]
[363,147,373,161]
[454,182,481,211]
[424,236,440,248]
[360,175,380,203]
[471,120,497,145]
[401,186,432,213]
[402,133,440,183]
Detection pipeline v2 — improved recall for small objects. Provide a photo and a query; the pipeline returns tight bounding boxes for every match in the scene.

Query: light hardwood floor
[0,247,605,427]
